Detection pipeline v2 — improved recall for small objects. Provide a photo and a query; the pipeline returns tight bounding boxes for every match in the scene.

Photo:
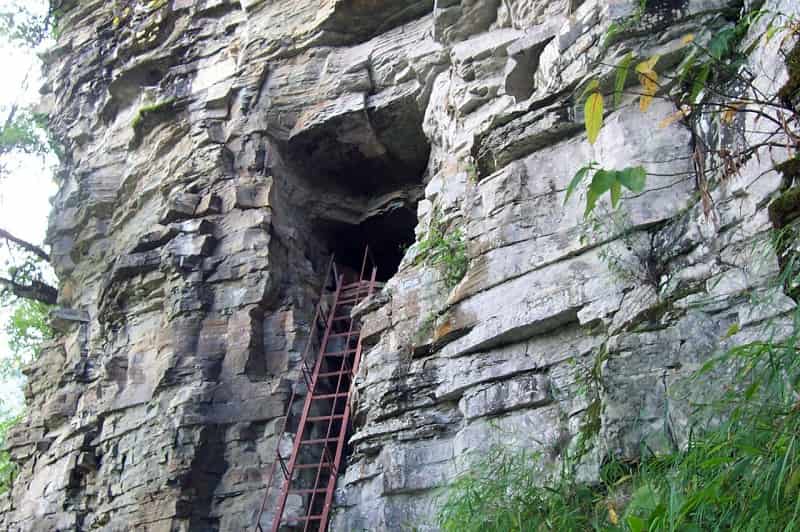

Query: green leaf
[579,79,600,102]
[584,92,604,145]
[610,180,621,208]
[617,166,647,193]
[564,163,594,205]
[626,515,646,532]
[764,22,779,43]
[613,52,634,109]
[709,28,735,60]
[585,169,615,217]
[689,64,710,104]
[604,22,622,48]
[676,49,697,86]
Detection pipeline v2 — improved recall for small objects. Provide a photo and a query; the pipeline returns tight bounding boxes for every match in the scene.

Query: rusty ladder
[255,247,379,532]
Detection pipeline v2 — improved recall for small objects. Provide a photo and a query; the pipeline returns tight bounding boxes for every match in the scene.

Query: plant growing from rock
[415,211,469,290]
[130,97,176,132]
[437,241,800,531]
[571,8,800,219]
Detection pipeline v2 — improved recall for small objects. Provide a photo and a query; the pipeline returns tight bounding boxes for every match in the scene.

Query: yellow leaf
[658,110,683,129]
[635,55,660,76]
[608,505,619,525]
[636,56,660,113]
[722,102,742,124]
[584,92,604,145]
[658,105,691,128]
[639,73,658,112]
[681,33,695,44]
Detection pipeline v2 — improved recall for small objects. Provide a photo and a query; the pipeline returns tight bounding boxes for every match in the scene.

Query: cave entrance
[315,203,417,283]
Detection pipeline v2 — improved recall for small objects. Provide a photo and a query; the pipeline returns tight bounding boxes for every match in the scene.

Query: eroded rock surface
[2,0,799,530]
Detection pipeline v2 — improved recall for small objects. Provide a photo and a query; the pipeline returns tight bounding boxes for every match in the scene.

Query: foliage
[436,228,800,532]
[0,109,56,179]
[574,8,800,219]
[416,213,469,290]
[0,110,48,157]
[0,245,56,306]
[147,0,169,11]
[603,0,647,49]
[565,163,647,218]
[0,1,60,310]
[0,1,52,48]
[0,413,19,494]
[437,319,800,531]
[634,55,659,112]
[437,448,603,532]
[583,81,604,145]
[2,298,52,378]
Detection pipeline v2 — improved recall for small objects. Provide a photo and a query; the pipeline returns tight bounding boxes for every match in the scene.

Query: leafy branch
[565,163,647,218]
[0,228,56,306]
[572,8,800,218]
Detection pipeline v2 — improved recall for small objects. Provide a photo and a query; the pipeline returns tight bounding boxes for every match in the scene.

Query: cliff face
[1,0,798,530]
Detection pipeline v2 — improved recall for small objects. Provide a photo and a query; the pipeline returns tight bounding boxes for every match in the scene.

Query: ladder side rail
[254,255,337,530]
[319,270,377,530]
[299,254,337,376]
[270,273,345,532]
[318,377,355,530]
[303,287,360,529]
[300,271,351,530]
[302,391,346,529]
[358,245,370,285]
[255,459,278,530]
[303,326,353,531]
[255,352,308,527]
[351,267,378,381]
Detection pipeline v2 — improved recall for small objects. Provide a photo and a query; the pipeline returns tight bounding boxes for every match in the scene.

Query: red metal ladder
[255,248,379,532]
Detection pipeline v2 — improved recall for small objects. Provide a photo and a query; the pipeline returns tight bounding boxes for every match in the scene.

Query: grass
[437,449,604,532]
[436,229,800,532]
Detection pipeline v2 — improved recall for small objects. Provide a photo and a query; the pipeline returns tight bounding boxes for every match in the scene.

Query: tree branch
[0,228,49,261]
[0,277,57,305]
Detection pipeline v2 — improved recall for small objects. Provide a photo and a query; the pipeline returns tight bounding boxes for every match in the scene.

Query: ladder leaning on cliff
[255,247,379,532]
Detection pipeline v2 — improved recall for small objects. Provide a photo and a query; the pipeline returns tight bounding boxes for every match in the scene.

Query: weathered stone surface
[3,0,799,530]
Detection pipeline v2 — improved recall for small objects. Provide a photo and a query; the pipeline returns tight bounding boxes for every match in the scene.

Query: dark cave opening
[315,205,417,283]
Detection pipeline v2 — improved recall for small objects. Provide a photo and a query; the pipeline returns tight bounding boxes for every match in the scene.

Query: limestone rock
[3,0,799,530]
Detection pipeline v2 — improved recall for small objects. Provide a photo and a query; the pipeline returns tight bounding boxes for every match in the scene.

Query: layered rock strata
[1,0,798,531]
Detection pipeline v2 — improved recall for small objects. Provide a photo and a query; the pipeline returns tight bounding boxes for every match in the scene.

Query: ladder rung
[311,392,349,400]
[301,437,340,445]
[293,515,324,522]
[289,488,328,495]
[323,349,356,357]
[336,290,369,300]
[328,331,359,338]
[307,414,345,422]
[317,370,351,378]
[336,297,364,305]
[294,462,334,470]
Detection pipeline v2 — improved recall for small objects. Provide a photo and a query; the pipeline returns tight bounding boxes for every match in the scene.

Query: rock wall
[2,0,798,530]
